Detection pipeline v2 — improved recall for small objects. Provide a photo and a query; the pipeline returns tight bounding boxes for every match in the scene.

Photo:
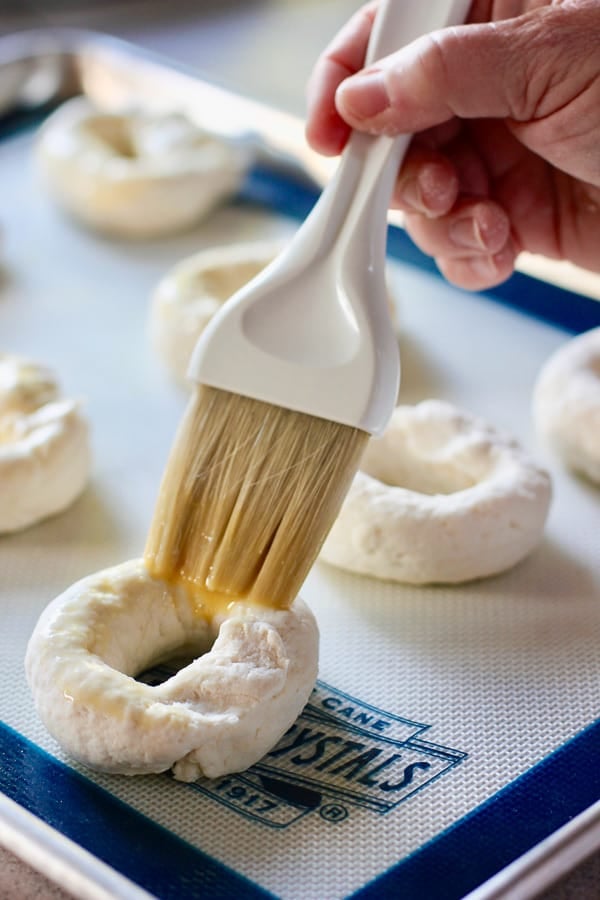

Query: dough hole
[86,116,137,158]
[320,400,551,584]
[359,415,483,495]
[136,641,213,687]
[26,560,319,780]
[200,260,273,300]
[361,453,476,495]
[36,98,248,238]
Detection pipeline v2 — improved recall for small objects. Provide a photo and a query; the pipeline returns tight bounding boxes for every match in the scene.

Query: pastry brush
[145,0,470,607]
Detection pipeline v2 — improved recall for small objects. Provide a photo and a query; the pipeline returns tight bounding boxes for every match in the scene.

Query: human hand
[306,0,600,290]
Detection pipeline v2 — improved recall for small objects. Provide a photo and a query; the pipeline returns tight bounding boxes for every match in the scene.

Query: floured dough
[26,559,319,781]
[320,400,552,584]
[533,326,600,485]
[0,354,90,533]
[35,97,248,238]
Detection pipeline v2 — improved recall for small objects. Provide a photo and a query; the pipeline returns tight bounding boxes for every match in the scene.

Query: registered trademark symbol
[319,803,349,823]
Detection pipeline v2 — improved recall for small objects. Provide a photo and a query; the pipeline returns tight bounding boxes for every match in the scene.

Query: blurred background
[0,0,362,116]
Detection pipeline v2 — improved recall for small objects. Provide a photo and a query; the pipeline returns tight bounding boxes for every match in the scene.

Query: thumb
[335,8,575,134]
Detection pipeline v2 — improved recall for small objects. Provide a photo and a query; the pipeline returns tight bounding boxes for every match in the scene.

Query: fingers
[305,0,565,290]
[403,198,516,290]
[334,12,548,135]
[406,197,510,254]
[305,2,377,155]
[393,131,516,289]
[392,148,459,217]
[436,242,517,290]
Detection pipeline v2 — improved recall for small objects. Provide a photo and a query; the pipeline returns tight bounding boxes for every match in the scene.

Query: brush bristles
[144,385,368,607]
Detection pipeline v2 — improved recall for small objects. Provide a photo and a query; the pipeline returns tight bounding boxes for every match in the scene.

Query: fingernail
[469,255,497,280]
[449,217,487,251]
[398,178,428,214]
[337,70,389,121]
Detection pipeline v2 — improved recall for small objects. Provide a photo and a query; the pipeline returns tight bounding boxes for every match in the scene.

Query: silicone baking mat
[0,111,599,900]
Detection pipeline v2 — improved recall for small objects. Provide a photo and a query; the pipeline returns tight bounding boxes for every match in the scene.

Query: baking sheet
[0,53,600,900]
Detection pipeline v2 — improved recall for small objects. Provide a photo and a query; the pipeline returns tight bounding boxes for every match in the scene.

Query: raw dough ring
[150,241,282,384]
[533,326,600,485]
[35,97,247,238]
[320,400,552,584]
[0,354,90,533]
[25,559,319,781]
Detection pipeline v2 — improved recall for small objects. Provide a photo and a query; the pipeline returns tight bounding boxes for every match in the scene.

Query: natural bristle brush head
[144,385,369,607]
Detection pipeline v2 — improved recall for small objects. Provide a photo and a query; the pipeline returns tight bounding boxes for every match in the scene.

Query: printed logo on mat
[190,681,467,828]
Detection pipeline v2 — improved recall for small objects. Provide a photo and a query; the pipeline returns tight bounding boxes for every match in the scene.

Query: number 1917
[213,778,278,814]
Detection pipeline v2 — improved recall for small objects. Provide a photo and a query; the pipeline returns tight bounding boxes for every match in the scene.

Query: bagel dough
[150,241,282,384]
[26,560,319,781]
[0,354,90,533]
[35,98,248,238]
[533,327,600,485]
[320,400,552,584]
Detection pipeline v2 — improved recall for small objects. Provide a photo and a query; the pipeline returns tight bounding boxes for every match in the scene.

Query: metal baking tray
[0,29,599,900]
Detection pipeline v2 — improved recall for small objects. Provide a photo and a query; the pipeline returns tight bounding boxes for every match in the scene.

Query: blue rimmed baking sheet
[0,108,599,900]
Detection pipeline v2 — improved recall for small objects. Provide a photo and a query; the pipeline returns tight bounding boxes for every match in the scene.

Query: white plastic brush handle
[189,0,471,434]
